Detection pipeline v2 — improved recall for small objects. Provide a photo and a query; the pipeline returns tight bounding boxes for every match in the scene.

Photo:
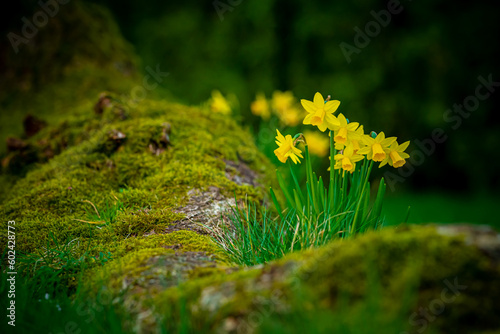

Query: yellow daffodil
[379,141,410,168]
[272,90,295,111]
[333,124,366,151]
[279,107,302,126]
[327,156,342,171]
[274,129,303,164]
[210,90,231,114]
[334,144,364,173]
[350,125,366,153]
[304,131,330,157]
[330,113,359,146]
[250,93,271,120]
[357,132,397,162]
[301,92,340,132]
[272,91,301,126]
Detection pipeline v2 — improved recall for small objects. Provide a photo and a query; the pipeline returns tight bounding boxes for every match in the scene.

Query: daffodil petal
[303,114,314,125]
[398,141,410,151]
[300,99,317,114]
[357,147,370,155]
[337,113,347,126]
[324,100,340,112]
[325,114,340,128]
[276,129,285,143]
[351,155,364,163]
[318,123,327,132]
[381,137,397,147]
[313,92,324,108]
[347,122,359,131]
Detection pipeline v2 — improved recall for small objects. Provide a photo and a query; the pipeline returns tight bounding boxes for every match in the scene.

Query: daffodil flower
[334,124,365,151]
[334,144,364,173]
[301,92,340,132]
[327,156,345,172]
[303,131,330,157]
[272,91,295,112]
[357,132,397,162]
[350,125,366,153]
[210,90,231,114]
[250,93,270,120]
[330,113,360,146]
[272,91,301,126]
[274,129,303,164]
[379,141,410,168]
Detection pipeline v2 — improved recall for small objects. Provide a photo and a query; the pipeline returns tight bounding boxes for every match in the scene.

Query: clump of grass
[209,144,386,266]
[14,231,112,298]
[76,196,125,225]
[0,270,130,334]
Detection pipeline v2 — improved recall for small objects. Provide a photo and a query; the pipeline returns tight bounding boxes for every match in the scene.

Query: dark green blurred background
[1,0,499,225]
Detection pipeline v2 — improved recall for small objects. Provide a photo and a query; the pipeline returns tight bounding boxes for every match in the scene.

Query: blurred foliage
[383,191,500,229]
[1,0,499,193]
[0,1,141,159]
[98,0,500,193]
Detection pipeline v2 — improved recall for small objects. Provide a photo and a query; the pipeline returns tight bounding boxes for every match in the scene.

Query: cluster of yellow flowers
[274,92,410,172]
[251,91,304,127]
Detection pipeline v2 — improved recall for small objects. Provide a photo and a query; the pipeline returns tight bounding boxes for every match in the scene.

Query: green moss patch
[82,225,499,333]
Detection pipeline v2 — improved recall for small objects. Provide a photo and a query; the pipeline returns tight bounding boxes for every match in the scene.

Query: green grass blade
[371,177,386,228]
[276,169,295,209]
[269,187,284,220]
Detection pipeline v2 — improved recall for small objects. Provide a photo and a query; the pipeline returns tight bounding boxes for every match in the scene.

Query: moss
[82,225,499,333]
[109,230,223,259]
[0,87,274,256]
[295,225,500,332]
[82,235,224,300]
[112,209,176,236]
[84,247,173,295]
[0,4,275,298]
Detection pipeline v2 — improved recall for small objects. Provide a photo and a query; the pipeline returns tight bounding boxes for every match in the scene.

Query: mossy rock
[79,224,499,333]
[0,91,276,283]
[0,4,277,303]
